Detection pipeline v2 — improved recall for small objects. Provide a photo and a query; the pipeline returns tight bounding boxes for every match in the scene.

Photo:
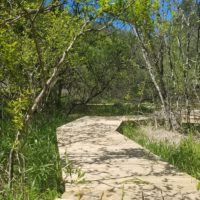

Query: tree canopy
[0,0,199,199]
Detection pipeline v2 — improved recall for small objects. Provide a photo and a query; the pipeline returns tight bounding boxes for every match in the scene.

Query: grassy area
[72,102,155,116]
[181,123,200,136]
[0,111,82,200]
[1,103,153,199]
[2,103,199,199]
[119,122,200,181]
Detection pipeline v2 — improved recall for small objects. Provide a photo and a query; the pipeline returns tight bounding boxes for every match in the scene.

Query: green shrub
[0,111,80,199]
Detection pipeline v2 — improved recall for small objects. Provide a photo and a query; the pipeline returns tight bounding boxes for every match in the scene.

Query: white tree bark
[132,27,172,128]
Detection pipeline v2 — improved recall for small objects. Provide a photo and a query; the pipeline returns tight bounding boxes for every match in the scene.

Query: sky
[45,0,185,31]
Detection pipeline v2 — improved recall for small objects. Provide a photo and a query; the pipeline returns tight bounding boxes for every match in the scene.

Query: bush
[0,111,80,200]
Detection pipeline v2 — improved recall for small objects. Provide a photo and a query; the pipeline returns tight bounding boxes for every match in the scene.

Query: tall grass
[0,111,81,200]
[119,122,200,180]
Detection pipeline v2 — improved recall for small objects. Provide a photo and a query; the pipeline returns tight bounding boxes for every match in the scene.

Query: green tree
[0,0,125,195]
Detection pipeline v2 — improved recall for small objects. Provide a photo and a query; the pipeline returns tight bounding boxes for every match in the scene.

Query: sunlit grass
[0,111,81,200]
[119,122,200,180]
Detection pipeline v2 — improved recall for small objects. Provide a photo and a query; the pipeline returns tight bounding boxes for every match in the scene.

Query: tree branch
[24,21,89,124]
[0,3,63,27]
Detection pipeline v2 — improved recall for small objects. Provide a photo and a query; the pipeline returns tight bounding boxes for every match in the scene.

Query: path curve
[57,116,200,200]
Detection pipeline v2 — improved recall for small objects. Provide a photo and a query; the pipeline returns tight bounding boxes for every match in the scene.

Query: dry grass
[140,126,185,145]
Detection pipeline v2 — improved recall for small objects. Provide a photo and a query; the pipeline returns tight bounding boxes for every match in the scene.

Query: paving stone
[57,116,200,200]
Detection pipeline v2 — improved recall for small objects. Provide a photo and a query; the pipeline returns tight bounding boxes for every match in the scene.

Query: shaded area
[57,116,200,200]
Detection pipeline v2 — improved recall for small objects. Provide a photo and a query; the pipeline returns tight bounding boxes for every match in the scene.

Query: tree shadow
[57,116,200,200]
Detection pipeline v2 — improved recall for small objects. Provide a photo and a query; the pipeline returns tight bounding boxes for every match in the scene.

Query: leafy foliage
[0,111,81,199]
[1,0,200,198]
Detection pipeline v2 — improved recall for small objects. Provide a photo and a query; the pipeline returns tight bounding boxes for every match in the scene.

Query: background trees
[0,0,199,199]
[116,0,200,128]
[0,0,119,196]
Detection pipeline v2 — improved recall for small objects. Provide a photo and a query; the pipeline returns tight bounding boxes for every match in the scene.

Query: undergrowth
[119,122,200,181]
[0,111,81,200]
[72,102,155,116]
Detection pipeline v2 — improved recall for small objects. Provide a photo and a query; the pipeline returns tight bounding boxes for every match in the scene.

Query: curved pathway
[57,116,200,200]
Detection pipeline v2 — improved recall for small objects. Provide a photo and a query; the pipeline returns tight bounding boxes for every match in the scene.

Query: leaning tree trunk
[133,27,175,130]
[7,21,89,189]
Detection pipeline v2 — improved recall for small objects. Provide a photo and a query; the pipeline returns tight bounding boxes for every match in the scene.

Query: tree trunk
[133,27,175,130]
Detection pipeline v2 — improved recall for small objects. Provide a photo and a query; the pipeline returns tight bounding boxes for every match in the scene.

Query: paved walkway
[56,116,200,200]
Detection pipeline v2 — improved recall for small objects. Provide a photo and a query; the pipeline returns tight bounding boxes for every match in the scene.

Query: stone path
[56,116,200,200]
